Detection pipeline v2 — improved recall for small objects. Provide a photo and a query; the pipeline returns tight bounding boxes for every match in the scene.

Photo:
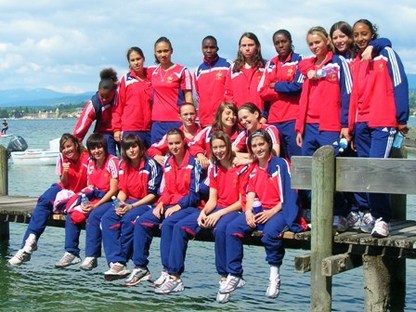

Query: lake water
[1,118,416,311]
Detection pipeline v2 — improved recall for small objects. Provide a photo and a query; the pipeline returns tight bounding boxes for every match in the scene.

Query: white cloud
[0,0,415,92]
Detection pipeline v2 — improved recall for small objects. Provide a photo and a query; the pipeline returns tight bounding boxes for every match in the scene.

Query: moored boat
[10,149,59,166]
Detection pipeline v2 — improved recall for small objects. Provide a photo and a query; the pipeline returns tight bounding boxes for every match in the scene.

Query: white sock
[270,265,280,280]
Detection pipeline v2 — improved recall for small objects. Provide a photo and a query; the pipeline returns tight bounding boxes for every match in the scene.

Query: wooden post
[310,146,334,312]
[363,255,390,312]
[0,145,9,241]
[0,145,7,196]
[387,145,406,311]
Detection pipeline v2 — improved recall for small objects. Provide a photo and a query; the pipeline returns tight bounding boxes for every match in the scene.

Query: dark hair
[154,36,173,64]
[127,46,145,61]
[59,133,83,155]
[329,21,354,56]
[86,133,108,158]
[121,134,146,165]
[212,102,239,134]
[166,127,185,141]
[234,32,265,72]
[247,129,274,157]
[209,131,233,164]
[353,19,379,39]
[306,26,334,53]
[272,29,294,50]
[98,68,118,90]
[202,35,218,46]
[239,102,262,121]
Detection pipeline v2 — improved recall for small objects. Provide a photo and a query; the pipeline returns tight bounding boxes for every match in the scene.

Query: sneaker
[266,277,281,298]
[333,215,348,233]
[79,256,97,271]
[152,271,169,288]
[346,211,361,230]
[219,274,241,294]
[22,233,38,254]
[216,277,245,303]
[104,262,130,281]
[217,279,231,303]
[8,249,31,266]
[55,252,82,268]
[371,218,390,238]
[154,276,184,294]
[360,212,375,233]
[124,267,152,286]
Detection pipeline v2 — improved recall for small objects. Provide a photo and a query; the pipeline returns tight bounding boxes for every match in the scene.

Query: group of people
[8,18,409,304]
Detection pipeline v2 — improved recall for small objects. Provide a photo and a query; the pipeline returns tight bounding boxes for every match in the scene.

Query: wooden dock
[2,144,416,311]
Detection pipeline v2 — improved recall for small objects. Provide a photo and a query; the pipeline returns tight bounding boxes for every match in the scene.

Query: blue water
[1,118,416,311]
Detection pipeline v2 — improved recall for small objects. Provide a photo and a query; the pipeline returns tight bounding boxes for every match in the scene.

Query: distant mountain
[0,88,94,107]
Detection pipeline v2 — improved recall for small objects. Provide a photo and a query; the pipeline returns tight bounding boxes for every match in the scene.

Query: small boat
[0,133,13,139]
[10,149,60,166]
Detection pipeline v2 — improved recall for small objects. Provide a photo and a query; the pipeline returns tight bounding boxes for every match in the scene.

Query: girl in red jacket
[295,26,353,231]
[224,32,266,113]
[112,47,153,148]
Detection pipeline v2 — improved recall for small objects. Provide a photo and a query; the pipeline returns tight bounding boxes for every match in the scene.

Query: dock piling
[310,146,335,312]
[0,145,9,241]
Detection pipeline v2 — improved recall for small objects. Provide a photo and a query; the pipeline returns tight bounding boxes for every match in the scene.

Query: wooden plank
[336,158,416,194]
[291,156,312,190]
[291,156,416,194]
[321,253,363,276]
[294,253,311,273]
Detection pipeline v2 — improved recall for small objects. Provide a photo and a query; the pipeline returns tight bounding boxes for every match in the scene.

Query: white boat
[11,149,60,166]
[10,137,60,166]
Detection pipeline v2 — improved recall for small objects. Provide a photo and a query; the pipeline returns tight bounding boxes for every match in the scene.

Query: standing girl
[220,129,303,300]
[55,133,119,268]
[224,32,266,112]
[73,68,119,155]
[295,26,353,230]
[258,29,303,159]
[349,19,409,237]
[9,134,89,266]
[150,37,193,144]
[101,134,162,279]
[112,47,153,148]
[124,128,201,289]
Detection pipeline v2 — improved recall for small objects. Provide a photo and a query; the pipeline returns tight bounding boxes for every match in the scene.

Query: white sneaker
[219,274,241,294]
[333,215,348,233]
[124,267,151,286]
[152,271,169,288]
[154,276,184,294]
[266,277,281,298]
[346,211,361,230]
[216,277,244,303]
[217,279,231,303]
[55,252,82,268]
[8,249,31,266]
[360,212,375,233]
[371,218,390,238]
[22,233,37,254]
[104,262,130,281]
[79,256,97,271]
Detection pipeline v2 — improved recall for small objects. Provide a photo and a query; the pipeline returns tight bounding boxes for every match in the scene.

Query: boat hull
[11,149,59,166]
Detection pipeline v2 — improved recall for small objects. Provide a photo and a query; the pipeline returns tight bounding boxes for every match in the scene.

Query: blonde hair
[306,26,334,52]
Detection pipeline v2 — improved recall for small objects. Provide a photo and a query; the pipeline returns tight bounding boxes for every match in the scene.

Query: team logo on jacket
[216,72,223,80]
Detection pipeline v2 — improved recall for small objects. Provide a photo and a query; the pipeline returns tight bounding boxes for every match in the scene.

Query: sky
[0,0,415,93]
